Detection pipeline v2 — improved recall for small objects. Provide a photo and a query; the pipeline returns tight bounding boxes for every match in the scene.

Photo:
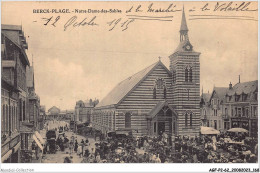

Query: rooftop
[96,61,161,108]
[227,80,258,96]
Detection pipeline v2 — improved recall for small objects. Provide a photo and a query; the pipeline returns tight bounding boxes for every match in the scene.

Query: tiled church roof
[97,61,161,108]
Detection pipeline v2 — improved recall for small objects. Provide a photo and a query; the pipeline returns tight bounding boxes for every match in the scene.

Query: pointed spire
[179,6,189,42]
[180,6,189,32]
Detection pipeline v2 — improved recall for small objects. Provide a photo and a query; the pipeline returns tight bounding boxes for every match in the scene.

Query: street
[41,121,96,163]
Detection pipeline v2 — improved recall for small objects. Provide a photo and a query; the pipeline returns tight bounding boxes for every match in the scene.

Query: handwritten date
[39,15,134,31]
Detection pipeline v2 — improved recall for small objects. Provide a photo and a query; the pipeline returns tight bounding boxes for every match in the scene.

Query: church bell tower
[169,7,201,137]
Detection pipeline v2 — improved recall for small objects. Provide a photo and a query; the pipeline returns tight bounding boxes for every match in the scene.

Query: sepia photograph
[0,0,259,172]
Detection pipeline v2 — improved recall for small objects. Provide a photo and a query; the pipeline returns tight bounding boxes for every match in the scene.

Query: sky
[1,1,258,110]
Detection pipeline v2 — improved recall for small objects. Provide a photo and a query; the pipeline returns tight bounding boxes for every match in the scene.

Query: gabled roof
[201,93,211,103]
[148,101,177,118]
[227,80,258,96]
[2,24,30,66]
[210,87,228,101]
[96,61,170,108]
[48,106,60,113]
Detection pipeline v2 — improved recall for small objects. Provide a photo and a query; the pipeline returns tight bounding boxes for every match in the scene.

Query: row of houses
[1,25,45,163]
[200,79,258,137]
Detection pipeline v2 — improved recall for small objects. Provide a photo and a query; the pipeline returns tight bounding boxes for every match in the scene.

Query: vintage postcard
[1,0,259,172]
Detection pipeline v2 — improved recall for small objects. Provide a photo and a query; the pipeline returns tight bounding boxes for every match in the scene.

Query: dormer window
[242,93,247,102]
[153,87,156,99]
[164,87,167,99]
[235,94,240,102]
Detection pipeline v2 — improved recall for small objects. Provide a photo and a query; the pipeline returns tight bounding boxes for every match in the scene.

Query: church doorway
[158,122,165,135]
[148,101,178,137]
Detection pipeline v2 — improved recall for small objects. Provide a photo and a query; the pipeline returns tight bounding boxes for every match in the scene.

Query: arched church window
[185,67,188,82]
[189,67,192,82]
[185,113,188,127]
[190,113,192,126]
[125,113,131,128]
[164,87,167,99]
[172,70,176,83]
[153,87,156,99]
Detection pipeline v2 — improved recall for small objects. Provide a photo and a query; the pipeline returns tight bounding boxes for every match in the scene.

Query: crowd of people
[79,131,258,163]
[43,121,258,163]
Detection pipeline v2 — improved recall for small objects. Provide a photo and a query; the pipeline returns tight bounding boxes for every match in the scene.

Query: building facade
[223,80,258,137]
[1,24,29,163]
[75,99,96,123]
[200,87,228,131]
[92,9,201,138]
[39,105,46,130]
[200,80,258,137]
[47,106,60,120]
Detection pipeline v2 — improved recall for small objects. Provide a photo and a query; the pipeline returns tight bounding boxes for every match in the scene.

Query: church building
[92,8,201,137]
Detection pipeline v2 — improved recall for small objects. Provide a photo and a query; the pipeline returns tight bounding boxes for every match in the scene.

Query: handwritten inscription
[34,2,258,32]
[38,15,173,31]
[201,2,258,12]
[64,16,98,31]
[107,18,135,31]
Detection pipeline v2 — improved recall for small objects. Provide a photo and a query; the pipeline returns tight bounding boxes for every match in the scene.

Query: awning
[33,135,43,151]
[35,131,45,144]
[1,150,12,163]
[227,128,248,133]
[201,126,220,135]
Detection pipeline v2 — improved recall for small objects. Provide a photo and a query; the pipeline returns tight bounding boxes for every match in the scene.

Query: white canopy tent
[227,128,248,133]
[200,126,220,135]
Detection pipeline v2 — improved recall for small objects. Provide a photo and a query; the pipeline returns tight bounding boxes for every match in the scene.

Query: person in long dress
[74,140,78,153]
[69,141,74,154]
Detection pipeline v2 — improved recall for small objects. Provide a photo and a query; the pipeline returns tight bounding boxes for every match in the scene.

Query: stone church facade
[92,9,201,137]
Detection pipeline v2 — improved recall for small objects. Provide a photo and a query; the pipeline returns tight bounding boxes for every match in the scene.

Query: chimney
[229,82,232,89]
[239,75,240,83]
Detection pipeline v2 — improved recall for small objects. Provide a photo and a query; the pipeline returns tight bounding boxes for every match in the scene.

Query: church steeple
[180,6,189,42]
